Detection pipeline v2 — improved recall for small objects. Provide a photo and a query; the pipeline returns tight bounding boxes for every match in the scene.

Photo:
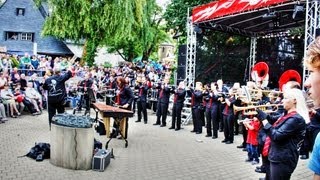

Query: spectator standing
[303,36,320,179]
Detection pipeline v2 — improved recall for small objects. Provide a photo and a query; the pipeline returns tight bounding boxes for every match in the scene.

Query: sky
[156,0,171,9]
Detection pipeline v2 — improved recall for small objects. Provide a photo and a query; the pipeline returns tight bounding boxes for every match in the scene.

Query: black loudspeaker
[177,45,186,86]
[178,45,187,66]
[316,28,320,37]
[177,66,186,80]
[178,56,186,66]
[178,44,187,56]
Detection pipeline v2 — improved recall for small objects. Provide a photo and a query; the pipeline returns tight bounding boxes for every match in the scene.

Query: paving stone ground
[0,109,314,180]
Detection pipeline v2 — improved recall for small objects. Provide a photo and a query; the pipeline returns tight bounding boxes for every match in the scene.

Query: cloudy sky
[156,0,171,9]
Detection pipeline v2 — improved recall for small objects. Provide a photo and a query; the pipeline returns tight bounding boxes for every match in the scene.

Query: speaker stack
[177,45,186,85]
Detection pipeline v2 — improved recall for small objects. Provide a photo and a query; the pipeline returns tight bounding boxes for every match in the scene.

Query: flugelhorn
[233,104,279,116]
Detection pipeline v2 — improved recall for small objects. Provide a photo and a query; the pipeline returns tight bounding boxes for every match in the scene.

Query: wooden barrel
[50,124,94,170]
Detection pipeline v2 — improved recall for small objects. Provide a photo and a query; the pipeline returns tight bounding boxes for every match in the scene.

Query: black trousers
[219,104,224,130]
[137,100,148,123]
[211,105,219,137]
[152,101,157,112]
[48,101,65,130]
[205,106,219,136]
[234,112,240,135]
[223,113,234,142]
[192,107,202,133]
[270,161,294,180]
[156,102,168,125]
[240,122,248,147]
[171,103,183,129]
[132,98,137,114]
[205,108,212,136]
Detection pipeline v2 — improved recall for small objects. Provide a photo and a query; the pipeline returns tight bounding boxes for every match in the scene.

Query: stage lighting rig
[292,4,304,20]
[262,11,277,20]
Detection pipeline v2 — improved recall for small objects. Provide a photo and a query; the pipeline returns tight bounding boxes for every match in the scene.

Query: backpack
[24,142,50,161]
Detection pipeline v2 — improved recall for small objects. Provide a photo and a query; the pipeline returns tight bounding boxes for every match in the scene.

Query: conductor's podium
[92,102,134,148]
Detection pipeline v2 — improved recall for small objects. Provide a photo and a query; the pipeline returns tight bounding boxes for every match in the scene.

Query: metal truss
[200,22,261,37]
[186,16,196,87]
[249,37,257,81]
[303,0,320,87]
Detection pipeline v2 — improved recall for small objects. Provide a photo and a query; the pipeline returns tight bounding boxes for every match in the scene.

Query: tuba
[251,62,269,88]
[278,70,301,91]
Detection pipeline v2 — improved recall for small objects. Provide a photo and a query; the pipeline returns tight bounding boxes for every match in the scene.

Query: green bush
[103,61,112,68]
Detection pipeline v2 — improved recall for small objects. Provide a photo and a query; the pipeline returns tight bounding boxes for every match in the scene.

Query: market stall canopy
[192,0,306,37]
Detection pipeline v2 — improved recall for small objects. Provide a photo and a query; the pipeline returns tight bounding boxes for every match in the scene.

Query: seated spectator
[0,102,8,122]
[0,72,8,90]
[19,74,27,91]
[19,53,32,73]
[0,84,20,118]
[13,88,25,114]
[10,67,20,86]
[25,82,42,113]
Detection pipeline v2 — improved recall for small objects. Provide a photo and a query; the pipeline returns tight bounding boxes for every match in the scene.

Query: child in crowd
[243,117,261,165]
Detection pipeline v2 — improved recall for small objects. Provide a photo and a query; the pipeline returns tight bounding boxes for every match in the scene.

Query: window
[5,32,34,42]
[20,33,33,41]
[5,32,19,41]
[16,8,25,16]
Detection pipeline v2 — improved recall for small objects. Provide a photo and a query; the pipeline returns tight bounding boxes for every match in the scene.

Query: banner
[192,0,289,23]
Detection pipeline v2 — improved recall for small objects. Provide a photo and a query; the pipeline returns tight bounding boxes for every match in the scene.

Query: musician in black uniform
[114,76,134,139]
[221,88,238,144]
[169,81,186,131]
[135,76,149,124]
[105,75,117,105]
[188,82,204,134]
[153,77,171,127]
[78,72,94,113]
[43,67,73,129]
[217,79,229,132]
[204,82,221,138]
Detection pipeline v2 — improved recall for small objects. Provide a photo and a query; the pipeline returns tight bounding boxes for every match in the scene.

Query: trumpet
[249,88,282,97]
[233,104,279,116]
[237,118,252,125]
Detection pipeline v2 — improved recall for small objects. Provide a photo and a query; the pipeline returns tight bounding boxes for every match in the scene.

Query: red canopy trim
[192,0,290,23]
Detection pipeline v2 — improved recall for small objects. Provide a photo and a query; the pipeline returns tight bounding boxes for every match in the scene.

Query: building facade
[0,0,73,56]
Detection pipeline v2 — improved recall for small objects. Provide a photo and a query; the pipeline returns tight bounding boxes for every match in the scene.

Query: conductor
[43,67,73,129]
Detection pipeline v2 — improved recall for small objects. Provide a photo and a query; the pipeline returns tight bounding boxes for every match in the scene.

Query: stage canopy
[192,0,306,37]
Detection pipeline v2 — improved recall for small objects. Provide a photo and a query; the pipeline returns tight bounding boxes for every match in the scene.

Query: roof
[192,0,306,37]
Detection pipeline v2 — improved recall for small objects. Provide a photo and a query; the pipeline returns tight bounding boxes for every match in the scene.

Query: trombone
[233,104,279,116]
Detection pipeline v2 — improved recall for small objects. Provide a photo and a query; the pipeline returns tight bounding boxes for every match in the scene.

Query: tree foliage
[35,0,168,64]
[163,0,212,41]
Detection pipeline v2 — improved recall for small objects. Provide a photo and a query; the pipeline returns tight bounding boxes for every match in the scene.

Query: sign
[192,0,289,23]
[0,46,7,52]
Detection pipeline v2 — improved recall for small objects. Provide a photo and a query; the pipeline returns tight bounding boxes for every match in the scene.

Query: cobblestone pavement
[0,109,313,180]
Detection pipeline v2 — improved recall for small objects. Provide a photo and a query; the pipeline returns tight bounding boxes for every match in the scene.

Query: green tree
[106,0,170,62]
[35,0,169,65]
[35,0,148,66]
[163,0,212,42]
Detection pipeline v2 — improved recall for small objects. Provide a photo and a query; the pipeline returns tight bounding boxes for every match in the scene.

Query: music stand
[105,89,115,105]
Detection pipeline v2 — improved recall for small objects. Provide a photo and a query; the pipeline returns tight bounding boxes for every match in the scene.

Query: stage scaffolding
[187,0,320,87]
